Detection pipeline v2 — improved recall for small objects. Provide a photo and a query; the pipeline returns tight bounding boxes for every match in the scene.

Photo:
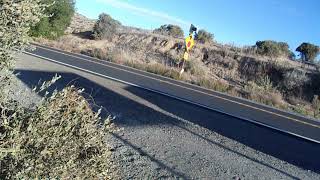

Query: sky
[76,0,320,54]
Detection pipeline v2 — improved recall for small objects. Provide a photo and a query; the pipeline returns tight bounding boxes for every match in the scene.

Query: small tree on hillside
[296,42,320,62]
[30,0,75,39]
[153,24,184,38]
[255,40,290,58]
[93,13,121,40]
[195,29,214,44]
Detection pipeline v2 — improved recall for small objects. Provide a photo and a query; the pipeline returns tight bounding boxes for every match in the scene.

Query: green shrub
[195,29,214,44]
[255,40,290,58]
[30,0,75,39]
[296,42,320,62]
[292,104,310,117]
[93,13,121,40]
[153,24,184,38]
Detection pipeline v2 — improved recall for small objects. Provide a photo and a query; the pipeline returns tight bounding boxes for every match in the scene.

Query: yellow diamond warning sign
[185,36,195,51]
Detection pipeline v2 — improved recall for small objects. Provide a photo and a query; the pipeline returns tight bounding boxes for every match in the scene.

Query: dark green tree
[195,29,214,44]
[153,24,184,38]
[288,51,296,60]
[93,13,121,40]
[296,42,320,62]
[30,0,75,39]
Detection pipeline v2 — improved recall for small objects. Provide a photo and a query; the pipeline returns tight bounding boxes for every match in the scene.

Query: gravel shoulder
[15,53,320,179]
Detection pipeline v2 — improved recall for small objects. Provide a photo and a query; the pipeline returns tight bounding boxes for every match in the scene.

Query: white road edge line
[23,51,320,144]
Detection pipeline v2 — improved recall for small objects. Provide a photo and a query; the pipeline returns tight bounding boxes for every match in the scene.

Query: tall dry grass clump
[244,76,284,107]
[197,78,229,92]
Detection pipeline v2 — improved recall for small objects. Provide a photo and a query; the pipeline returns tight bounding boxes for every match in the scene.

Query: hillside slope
[36,13,320,120]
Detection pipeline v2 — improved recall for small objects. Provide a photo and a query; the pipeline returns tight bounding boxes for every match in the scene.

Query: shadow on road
[110,132,189,179]
[124,86,320,174]
[14,69,319,178]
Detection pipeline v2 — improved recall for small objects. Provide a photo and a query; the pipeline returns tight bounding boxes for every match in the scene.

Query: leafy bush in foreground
[0,86,113,179]
[0,0,45,69]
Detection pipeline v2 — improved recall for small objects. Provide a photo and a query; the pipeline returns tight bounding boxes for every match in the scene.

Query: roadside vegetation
[153,24,184,38]
[255,40,291,58]
[93,13,121,40]
[30,0,75,39]
[195,29,214,44]
[296,42,320,62]
[1,1,115,179]
[34,11,320,120]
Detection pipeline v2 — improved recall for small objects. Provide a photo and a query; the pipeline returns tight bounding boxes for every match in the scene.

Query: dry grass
[244,79,285,107]
[270,92,284,108]
[292,104,313,118]
[185,60,206,77]
[124,61,186,81]
[197,78,230,92]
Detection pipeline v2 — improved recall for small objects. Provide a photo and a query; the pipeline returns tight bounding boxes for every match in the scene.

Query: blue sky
[76,0,320,53]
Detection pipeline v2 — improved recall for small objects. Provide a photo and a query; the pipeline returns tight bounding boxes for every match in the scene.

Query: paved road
[26,44,320,143]
[16,53,320,179]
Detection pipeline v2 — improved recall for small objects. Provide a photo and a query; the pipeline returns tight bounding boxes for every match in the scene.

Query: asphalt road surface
[14,47,320,179]
[26,44,320,143]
